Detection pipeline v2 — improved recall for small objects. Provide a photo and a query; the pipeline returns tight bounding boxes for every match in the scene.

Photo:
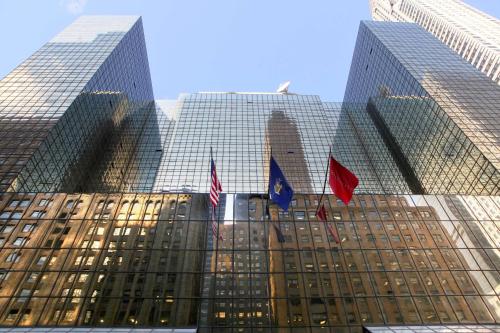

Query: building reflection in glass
[147,93,405,195]
[1,16,154,193]
[265,109,313,194]
[343,21,500,196]
[0,192,498,330]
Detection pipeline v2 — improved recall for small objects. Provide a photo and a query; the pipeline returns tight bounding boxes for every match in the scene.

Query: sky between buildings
[0,0,499,101]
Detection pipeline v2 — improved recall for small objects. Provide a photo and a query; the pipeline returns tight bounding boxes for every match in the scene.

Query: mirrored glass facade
[369,0,500,84]
[61,93,410,194]
[0,16,155,193]
[134,94,408,194]
[365,325,500,333]
[0,193,498,331]
[0,15,498,333]
[344,21,500,195]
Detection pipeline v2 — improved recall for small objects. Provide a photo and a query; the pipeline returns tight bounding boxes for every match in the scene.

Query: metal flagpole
[210,146,217,243]
[266,147,272,220]
[201,146,215,326]
[315,146,332,214]
[268,147,272,198]
[268,147,285,242]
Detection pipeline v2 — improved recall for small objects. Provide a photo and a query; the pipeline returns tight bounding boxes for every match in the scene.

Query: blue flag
[269,156,294,211]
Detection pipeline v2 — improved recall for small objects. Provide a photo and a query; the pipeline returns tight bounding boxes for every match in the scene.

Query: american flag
[211,207,223,241]
[210,158,222,207]
[210,158,223,241]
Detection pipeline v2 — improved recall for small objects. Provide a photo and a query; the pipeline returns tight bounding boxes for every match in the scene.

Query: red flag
[326,223,341,244]
[316,203,327,221]
[329,156,358,205]
[316,203,340,244]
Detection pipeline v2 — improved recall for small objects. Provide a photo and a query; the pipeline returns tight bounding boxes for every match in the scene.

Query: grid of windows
[344,21,500,195]
[5,21,499,196]
[368,96,498,194]
[365,325,500,333]
[0,329,196,332]
[115,93,408,194]
[0,192,498,331]
[337,102,410,193]
[369,0,500,84]
[0,16,154,193]
[152,93,334,193]
[0,15,498,333]
[119,100,177,192]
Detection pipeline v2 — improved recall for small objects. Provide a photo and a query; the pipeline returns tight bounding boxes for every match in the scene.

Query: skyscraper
[0,15,498,333]
[0,16,155,193]
[344,21,500,195]
[368,0,500,84]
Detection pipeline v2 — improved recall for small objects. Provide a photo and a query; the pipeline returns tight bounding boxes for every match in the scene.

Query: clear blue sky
[0,0,499,101]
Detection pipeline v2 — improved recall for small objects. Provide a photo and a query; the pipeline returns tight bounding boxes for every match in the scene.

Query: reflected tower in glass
[0,16,155,193]
[0,14,499,333]
[344,21,500,195]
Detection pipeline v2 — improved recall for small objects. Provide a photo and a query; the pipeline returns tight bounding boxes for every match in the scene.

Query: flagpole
[266,146,272,218]
[267,146,274,234]
[210,146,217,243]
[209,146,213,239]
[268,146,272,199]
[315,146,331,214]
[264,147,281,243]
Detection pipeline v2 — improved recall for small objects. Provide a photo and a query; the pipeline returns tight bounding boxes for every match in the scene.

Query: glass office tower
[344,21,500,196]
[143,93,407,194]
[0,192,498,331]
[369,0,500,84]
[0,16,155,193]
[0,16,499,333]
